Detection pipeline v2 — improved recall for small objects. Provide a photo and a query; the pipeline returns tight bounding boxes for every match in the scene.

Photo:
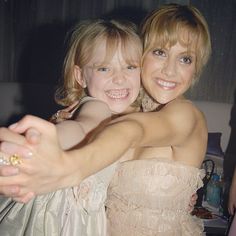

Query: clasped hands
[0,115,71,203]
[0,115,199,212]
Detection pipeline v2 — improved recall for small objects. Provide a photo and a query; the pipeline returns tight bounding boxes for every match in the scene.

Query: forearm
[66,119,144,181]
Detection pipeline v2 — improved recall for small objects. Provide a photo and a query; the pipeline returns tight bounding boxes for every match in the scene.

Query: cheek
[129,73,141,91]
[180,68,195,83]
[142,57,161,77]
[86,77,104,96]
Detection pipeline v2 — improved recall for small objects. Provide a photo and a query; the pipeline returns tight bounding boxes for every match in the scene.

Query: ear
[74,65,86,88]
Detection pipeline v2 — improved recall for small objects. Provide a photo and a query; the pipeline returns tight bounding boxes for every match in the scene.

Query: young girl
[0,3,211,235]
[0,19,142,236]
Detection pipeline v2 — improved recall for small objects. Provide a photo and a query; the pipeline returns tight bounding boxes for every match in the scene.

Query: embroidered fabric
[59,163,117,236]
[50,96,95,123]
[106,158,205,236]
[141,90,159,112]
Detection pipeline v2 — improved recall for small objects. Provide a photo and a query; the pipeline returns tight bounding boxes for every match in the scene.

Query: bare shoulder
[165,99,205,121]
[163,99,207,135]
[75,99,111,121]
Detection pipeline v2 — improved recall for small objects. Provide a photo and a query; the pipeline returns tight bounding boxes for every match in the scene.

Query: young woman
[0,3,211,235]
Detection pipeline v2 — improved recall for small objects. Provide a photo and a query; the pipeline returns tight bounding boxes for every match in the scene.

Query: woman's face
[82,41,141,114]
[141,42,196,104]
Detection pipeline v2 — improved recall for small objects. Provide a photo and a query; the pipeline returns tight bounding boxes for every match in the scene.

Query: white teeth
[106,89,129,99]
[157,80,176,88]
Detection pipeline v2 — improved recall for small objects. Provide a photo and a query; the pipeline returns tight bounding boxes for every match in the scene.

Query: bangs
[101,36,142,66]
[145,20,200,54]
[120,35,142,66]
[142,19,207,77]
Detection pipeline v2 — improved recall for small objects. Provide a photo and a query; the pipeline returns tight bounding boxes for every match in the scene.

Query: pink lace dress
[106,158,205,236]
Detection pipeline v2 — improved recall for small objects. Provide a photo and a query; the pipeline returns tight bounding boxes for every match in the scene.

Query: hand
[0,127,40,202]
[0,115,73,197]
[188,193,198,212]
[228,181,236,215]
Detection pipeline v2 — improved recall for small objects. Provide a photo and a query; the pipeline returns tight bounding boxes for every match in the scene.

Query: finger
[25,128,41,145]
[0,142,33,159]
[0,165,19,176]
[0,127,26,144]
[0,174,24,187]
[9,115,54,134]
[188,205,194,213]
[193,194,198,201]
[0,185,21,197]
[228,205,234,215]
[13,192,35,203]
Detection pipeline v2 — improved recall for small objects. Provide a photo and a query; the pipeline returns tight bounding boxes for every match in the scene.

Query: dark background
[0,0,235,103]
[0,0,235,162]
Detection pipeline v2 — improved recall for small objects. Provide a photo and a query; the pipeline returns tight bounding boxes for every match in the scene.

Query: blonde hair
[56,19,142,106]
[141,4,211,80]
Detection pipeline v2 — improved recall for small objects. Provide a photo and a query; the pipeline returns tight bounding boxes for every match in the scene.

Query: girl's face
[81,42,141,114]
[141,42,196,104]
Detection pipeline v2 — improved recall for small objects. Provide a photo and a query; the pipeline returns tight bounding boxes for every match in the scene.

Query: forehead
[88,36,141,65]
[148,25,200,56]
[86,40,120,64]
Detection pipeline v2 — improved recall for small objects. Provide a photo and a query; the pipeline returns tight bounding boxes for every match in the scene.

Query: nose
[161,57,176,77]
[112,70,126,84]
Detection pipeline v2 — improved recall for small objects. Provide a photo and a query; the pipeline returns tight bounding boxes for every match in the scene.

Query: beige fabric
[0,96,116,236]
[106,158,205,236]
[0,162,116,236]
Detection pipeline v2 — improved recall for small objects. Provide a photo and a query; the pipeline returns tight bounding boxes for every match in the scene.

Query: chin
[110,106,127,114]
[155,96,174,105]
[109,99,133,114]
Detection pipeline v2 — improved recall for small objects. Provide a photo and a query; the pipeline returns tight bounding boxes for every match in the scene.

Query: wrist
[58,150,83,189]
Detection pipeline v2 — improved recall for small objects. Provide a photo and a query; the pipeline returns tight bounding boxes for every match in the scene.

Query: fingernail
[24,151,33,159]
[9,123,18,130]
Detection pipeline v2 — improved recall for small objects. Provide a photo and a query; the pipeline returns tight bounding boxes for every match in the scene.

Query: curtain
[0,0,235,103]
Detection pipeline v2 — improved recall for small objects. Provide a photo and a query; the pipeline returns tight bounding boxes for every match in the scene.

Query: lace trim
[107,203,204,235]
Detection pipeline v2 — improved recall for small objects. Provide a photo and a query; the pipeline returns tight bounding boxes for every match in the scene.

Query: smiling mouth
[156,79,176,89]
[105,89,130,99]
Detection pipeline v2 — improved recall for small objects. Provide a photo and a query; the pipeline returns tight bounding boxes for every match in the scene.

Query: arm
[66,101,205,178]
[0,100,111,200]
[0,100,204,197]
[56,100,111,150]
[229,167,236,215]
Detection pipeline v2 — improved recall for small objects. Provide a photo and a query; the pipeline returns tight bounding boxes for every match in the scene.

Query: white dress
[0,97,117,236]
[0,163,117,236]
